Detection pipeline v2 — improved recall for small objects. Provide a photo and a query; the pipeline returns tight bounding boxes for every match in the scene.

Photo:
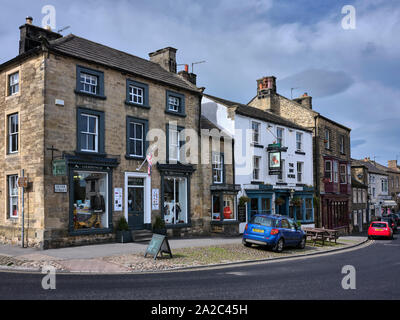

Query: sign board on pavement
[145,234,173,260]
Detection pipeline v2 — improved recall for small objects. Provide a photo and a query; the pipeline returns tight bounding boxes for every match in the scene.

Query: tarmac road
[0,235,399,300]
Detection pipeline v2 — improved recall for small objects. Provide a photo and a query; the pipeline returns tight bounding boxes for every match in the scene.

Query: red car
[368,221,393,240]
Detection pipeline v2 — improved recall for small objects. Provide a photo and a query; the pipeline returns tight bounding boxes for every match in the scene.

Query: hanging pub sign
[52,159,67,176]
[268,143,282,175]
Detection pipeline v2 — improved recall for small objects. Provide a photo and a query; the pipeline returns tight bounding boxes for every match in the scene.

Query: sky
[1,0,399,166]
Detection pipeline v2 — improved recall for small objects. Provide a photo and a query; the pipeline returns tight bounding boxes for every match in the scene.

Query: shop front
[66,155,119,236]
[210,184,241,234]
[157,163,195,230]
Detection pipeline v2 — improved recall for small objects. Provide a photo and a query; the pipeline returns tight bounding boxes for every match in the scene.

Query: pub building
[0,18,241,249]
[202,94,315,232]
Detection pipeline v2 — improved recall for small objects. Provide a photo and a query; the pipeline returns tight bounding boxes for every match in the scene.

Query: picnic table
[302,227,339,246]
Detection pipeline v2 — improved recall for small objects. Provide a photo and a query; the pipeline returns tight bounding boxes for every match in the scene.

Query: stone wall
[0,54,46,248]
[42,52,206,247]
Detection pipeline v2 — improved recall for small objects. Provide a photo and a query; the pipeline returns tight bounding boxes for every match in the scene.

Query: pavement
[0,235,367,274]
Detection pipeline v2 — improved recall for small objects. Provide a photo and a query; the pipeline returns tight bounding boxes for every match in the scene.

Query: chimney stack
[388,160,398,169]
[149,47,177,73]
[19,16,62,54]
[293,92,312,109]
[257,76,276,98]
[178,64,197,85]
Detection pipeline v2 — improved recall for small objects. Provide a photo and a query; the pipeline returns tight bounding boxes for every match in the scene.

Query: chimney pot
[257,76,276,96]
[26,16,33,25]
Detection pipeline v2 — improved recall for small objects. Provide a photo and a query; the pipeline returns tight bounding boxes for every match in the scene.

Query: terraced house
[0,17,229,248]
[248,76,352,232]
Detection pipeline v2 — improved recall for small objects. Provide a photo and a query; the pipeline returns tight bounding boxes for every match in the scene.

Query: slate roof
[47,34,201,94]
[204,94,312,132]
[352,159,388,175]
[200,116,233,138]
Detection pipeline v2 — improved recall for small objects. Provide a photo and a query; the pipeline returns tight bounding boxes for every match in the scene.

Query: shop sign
[269,150,281,175]
[114,188,123,211]
[152,188,159,210]
[54,184,67,193]
[145,234,173,260]
[238,206,247,223]
[52,159,67,176]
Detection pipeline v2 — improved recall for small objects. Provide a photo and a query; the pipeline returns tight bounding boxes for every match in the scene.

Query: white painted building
[202,94,314,232]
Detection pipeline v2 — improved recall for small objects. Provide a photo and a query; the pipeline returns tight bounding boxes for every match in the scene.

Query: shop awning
[382,200,397,207]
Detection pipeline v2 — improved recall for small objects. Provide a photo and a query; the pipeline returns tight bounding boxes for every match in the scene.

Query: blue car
[242,214,306,253]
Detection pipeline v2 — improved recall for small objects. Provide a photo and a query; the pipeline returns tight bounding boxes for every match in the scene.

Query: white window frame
[80,73,98,95]
[297,162,303,183]
[129,122,144,157]
[80,114,99,153]
[252,121,260,144]
[8,175,19,218]
[8,113,18,154]
[340,135,345,154]
[296,132,303,151]
[212,153,224,184]
[325,160,332,181]
[325,129,330,149]
[8,72,19,96]
[168,96,180,112]
[339,164,347,184]
[253,156,261,181]
[169,127,181,162]
[333,161,338,183]
[129,85,144,105]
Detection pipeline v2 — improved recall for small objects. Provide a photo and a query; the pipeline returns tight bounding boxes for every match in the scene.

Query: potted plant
[238,196,250,207]
[115,217,132,243]
[153,216,166,235]
[291,197,302,207]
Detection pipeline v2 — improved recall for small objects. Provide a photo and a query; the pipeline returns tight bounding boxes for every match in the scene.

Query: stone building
[387,160,400,211]
[0,18,224,248]
[202,93,314,234]
[248,76,352,232]
[351,159,369,231]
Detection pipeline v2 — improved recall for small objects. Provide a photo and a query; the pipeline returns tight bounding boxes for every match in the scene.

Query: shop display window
[212,194,221,221]
[72,171,108,230]
[163,177,188,225]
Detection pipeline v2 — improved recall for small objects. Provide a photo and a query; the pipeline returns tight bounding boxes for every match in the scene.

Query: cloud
[278,69,354,98]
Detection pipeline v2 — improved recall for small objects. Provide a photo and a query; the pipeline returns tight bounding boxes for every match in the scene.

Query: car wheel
[273,238,284,253]
[242,239,252,247]
[298,237,306,249]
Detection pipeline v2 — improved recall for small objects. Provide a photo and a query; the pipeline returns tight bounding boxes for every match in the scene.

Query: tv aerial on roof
[57,26,71,33]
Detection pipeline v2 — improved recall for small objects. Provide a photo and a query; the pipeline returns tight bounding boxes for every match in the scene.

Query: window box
[165,90,186,117]
[75,66,106,99]
[125,79,150,109]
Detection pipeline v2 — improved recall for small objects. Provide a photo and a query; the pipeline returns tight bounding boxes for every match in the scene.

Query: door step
[132,229,153,243]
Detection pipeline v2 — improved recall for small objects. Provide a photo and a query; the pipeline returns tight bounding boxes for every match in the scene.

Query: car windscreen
[371,223,387,228]
[250,216,276,227]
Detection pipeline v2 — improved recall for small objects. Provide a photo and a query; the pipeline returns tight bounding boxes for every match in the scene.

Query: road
[0,235,399,300]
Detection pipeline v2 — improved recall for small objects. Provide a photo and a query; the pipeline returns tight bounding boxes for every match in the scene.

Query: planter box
[115,230,133,243]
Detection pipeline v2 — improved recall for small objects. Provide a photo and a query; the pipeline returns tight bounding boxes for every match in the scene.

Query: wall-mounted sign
[54,184,67,193]
[269,150,281,175]
[114,188,123,211]
[152,188,159,210]
[52,159,67,176]
[17,177,28,188]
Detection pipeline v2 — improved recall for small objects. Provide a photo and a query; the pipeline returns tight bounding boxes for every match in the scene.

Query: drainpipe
[21,169,25,248]
[314,115,320,227]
